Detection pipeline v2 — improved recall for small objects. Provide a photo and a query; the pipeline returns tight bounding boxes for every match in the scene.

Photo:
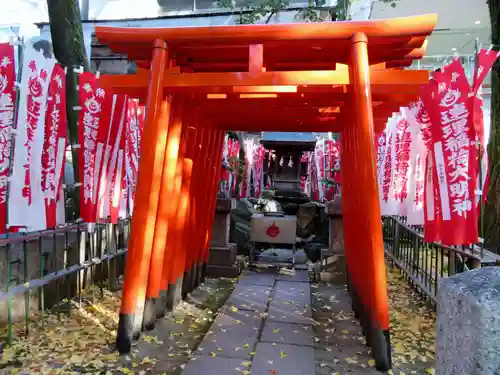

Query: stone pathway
[182,269,316,375]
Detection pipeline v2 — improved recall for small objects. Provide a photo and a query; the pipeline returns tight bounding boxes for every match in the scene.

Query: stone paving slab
[238,271,276,287]
[226,284,272,312]
[261,321,314,346]
[273,281,311,302]
[182,356,250,375]
[251,342,315,375]
[269,296,310,312]
[198,325,260,359]
[216,305,265,325]
[268,303,313,325]
[276,269,310,283]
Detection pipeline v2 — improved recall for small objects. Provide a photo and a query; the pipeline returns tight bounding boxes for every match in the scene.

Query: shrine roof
[95,14,437,71]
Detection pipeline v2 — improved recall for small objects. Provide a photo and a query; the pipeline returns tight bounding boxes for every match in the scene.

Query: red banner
[94,91,113,220]
[419,82,442,243]
[421,59,478,245]
[472,48,499,145]
[0,43,16,233]
[42,64,66,227]
[109,95,127,223]
[393,117,412,205]
[472,49,499,205]
[125,99,140,213]
[78,72,107,223]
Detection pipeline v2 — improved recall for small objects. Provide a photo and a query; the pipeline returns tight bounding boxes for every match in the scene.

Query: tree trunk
[46,0,90,221]
[485,0,500,253]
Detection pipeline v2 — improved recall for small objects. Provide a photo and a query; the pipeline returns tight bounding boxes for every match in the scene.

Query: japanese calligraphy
[0,44,15,208]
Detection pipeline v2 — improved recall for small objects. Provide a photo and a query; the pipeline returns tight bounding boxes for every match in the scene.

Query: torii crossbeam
[95,13,437,371]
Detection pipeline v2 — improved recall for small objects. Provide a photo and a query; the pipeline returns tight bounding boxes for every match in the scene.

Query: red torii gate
[95,13,437,370]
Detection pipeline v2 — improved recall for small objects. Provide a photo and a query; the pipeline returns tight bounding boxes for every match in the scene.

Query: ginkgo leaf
[344,357,358,364]
[279,351,287,359]
[210,352,217,358]
[243,343,250,348]
[273,329,280,333]
[241,361,252,367]
[249,352,256,356]
[141,356,153,364]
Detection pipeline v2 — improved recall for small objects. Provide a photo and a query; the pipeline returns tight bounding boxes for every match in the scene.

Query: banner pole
[474,37,485,259]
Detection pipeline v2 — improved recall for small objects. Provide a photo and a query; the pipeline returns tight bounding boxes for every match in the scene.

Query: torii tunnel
[96,13,437,371]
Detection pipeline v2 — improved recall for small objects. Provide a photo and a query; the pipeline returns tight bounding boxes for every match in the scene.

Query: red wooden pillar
[192,126,217,287]
[200,129,225,283]
[182,118,205,296]
[116,39,169,354]
[342,32,391,370]
[163,101,193,312]
[142,95,187,328]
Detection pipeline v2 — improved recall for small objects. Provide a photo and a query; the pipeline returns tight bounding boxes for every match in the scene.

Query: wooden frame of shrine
[95,13,437,371]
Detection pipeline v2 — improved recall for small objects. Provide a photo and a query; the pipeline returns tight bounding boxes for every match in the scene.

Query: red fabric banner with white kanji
[94,92,113,221]
[77,72,107,223]
[0,43,16,233]
[42,64,66,228]
[108,95,127,224]
[125,99,141,214]
[471,49,499,205]
[9,43,55,231]
[421,59,478,245]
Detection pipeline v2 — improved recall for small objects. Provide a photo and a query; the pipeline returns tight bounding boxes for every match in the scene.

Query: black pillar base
[201,262,208,284]
[165,284,177,312]
[165,277,183,312]
[116,313,136,354]
[193,263,201,288]
[142,298,158,331]
[156,289,168,319]
[182,270,191,299]
[187,265,196,292]
[345,269,392,372]
[174,276,183,304]
[372,328,392,371]
[197,262,204,286]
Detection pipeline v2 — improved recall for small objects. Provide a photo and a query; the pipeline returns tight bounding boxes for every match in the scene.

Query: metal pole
[474,37,485,259]
[81,0,90,21]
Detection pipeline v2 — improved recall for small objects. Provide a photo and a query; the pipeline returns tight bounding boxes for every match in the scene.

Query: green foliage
[216,0,400,24]
[217,0,290,24]
[228,155,246,176]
